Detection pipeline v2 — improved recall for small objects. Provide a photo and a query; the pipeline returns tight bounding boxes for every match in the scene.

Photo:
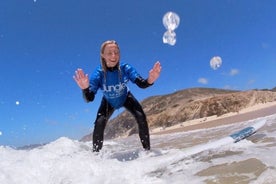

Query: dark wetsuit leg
[123,92,150,150]
[93,97,114,152]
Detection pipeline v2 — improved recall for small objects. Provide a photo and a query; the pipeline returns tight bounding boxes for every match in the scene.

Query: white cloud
[229,69,239,76]
[198,78,208,85]
[0,131,2,136]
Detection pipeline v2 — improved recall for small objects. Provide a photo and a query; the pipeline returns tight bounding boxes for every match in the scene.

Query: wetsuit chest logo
[103,82,127,93]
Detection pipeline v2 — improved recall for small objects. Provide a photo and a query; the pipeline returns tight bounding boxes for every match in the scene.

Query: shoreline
[151,101,276,135]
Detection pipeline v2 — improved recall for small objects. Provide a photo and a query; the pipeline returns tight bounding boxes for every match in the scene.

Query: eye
[106,51,120,56]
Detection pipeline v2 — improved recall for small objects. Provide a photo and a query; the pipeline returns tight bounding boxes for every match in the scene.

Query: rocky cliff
[81,88,276,142]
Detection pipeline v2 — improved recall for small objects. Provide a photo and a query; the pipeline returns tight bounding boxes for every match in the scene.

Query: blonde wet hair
[100,40,121,80]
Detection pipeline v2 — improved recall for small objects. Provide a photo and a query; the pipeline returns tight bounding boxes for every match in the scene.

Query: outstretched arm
[134,61,162,88]
[147,61,161,84]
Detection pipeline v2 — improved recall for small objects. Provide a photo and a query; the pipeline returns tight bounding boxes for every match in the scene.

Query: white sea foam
[0,115,276,184]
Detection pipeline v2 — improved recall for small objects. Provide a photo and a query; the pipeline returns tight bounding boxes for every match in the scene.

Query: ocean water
[1,114,276,184]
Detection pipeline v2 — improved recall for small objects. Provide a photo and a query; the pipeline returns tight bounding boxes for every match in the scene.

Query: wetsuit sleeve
[122,63,153,88]
[82,87,95,102]
[82,65,102,102]
[134,76,153,89]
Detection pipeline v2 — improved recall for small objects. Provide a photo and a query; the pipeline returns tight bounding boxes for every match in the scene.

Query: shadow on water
[109,148,164,162]
[109,149,141,161]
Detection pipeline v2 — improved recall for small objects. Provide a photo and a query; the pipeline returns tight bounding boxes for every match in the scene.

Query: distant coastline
[152,101,276,135]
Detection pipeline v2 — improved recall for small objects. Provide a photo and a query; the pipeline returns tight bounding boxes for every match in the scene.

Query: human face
[101,43,120,68]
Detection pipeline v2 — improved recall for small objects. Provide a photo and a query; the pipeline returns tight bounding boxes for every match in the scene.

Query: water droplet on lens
[163,12,180,31]
[163,30,176,46]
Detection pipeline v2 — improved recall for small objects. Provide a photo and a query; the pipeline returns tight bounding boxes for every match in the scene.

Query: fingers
[152,61,161,74]
[154,61,161,66]
[153,61,161,71]
[73,68,89,89]
[74,68,84,80]
[73,68,87,82]
[147,62,161,84]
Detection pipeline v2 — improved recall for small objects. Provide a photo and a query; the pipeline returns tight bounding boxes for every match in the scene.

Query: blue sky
[1,0,275,147]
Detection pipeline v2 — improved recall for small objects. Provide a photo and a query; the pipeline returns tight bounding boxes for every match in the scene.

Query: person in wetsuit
[73,40,161,152]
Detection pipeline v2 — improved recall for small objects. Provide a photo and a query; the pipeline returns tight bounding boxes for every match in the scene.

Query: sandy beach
[152,101,276,135]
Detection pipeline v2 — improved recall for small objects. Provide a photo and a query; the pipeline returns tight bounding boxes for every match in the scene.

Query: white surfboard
[229,119,266,142]
[180,119,267,156]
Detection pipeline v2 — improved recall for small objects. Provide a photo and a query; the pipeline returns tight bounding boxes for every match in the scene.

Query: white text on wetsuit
[103,82,127,98]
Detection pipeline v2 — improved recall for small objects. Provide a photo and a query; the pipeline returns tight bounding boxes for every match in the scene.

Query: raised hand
[73,68,89,89]
[147,61,161,84]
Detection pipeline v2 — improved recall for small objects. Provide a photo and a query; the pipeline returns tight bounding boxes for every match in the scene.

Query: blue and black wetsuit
[82,63,152,152]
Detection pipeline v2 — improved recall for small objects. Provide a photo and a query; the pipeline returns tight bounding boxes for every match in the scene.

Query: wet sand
[149,102,276,183]
[152,102,276,135]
